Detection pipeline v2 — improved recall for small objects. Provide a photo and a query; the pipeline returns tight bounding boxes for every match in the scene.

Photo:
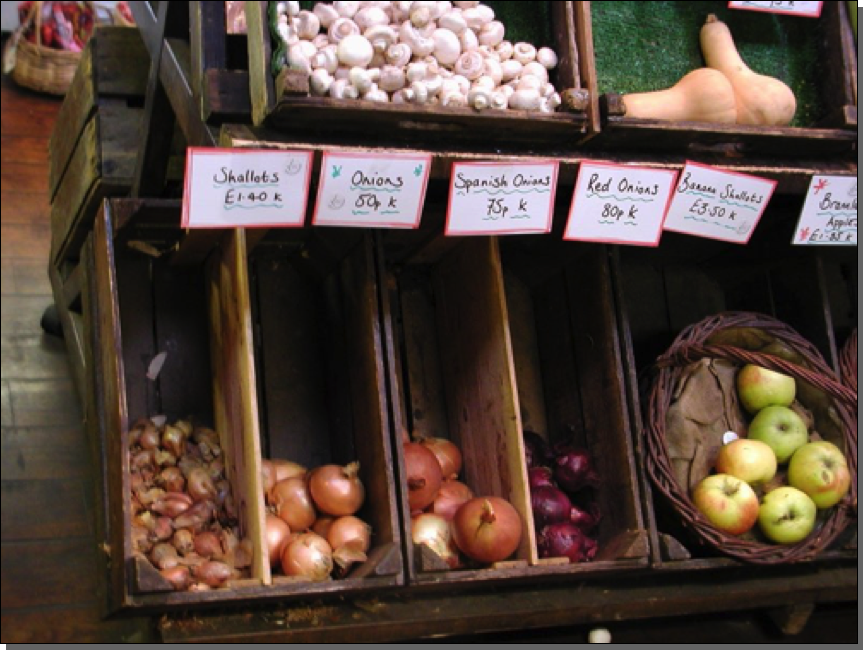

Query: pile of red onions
[261,457,371,581]
[128,418,252,591]
[524,431,601,563]
[404,435,522,567]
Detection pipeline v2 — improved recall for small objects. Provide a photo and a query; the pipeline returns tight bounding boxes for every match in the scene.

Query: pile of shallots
[129,418,252,591]
[274,1,562,112]
[262,458,371,581]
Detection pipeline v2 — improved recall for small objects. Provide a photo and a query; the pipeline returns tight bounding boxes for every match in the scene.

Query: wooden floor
[0,57,856,644]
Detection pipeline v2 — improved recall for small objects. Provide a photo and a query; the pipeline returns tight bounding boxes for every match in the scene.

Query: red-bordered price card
[793,175,857,245]
[446,161,559,236]
[182,148,313,228]
[313,151,432,228]
[664,162,777,244]
[564,162,678,246]
[728,2,823,18]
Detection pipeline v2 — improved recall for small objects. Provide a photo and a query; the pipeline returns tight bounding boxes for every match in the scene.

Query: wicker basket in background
[644,311,857,565]
[840,328,857,393]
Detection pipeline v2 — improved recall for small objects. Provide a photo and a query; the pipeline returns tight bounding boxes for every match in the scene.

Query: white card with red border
[793,175,857,245]
[182,148,313,228]
[664,162,777,244]
[313,152,432,228]
[446,161,559,235]
[564,162,678,246]
[728,1,823,18]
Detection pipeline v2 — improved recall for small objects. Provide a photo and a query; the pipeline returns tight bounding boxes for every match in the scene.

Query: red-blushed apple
[736,364,796,414]
[787,441,852,509]
[757,486,817,544]
[715,438,777,485]
[691,474,759,536]
[747,405,808,464]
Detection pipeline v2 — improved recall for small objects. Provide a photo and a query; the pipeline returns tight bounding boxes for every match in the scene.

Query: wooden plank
[245,0,275,126]
[203,69,252,121]
[4,379,81,428]
[1,223,50,261]
[91,27,150,98]
[572,1,602,137]
[206,228,268,586]
[0,428,90,481]
[0,479,89,540]
[0,191,51,226]
[0,539,100,608]
[0,605,157,644]
[432,237,535,564]
[1,163,50,195]
[160,37,218,147]
[1,135,53,165]
[191,0,228,119]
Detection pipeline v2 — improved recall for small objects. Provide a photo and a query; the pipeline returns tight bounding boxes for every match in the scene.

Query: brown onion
[271,459,307,483]
[403,443,443,512]
[265,514,292,568]
[410,513,460,568]
[308,462,365,517]
[271,477,317,531]
[429,480,473,521]
[160,565,191,591]
[326,515,372,554]
[280,532,333,580]
[311,516,335,539]
[451,497,522,564]
[194,560,232,588]
[260,459,277,500]
[418,436,463,479]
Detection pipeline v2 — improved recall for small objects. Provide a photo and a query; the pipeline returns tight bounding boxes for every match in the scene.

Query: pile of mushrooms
[274,1,562,112]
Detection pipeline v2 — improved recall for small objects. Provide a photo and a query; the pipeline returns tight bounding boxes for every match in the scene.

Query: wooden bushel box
[246,1,597,148]
[84,201,403,613]
[610,198,858,570]
[581,0,857,156]
[379,218,648,588]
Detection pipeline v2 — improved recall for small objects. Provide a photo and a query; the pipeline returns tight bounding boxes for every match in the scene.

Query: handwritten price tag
[564,162,677,246]
[313,152,432,228]
[446,162,559,235]
[182,148,313,228]
[793,175,857,245]
[664,162,776,244]
[728,1,823,17]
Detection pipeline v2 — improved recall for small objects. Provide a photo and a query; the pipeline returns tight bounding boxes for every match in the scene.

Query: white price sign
[664,162,776,244]
[728,1,823,17]
[182,148,313,228]
[564,162,678,246]
[793,175,857,245]
[313,152,432,228]
[446,161,559,235]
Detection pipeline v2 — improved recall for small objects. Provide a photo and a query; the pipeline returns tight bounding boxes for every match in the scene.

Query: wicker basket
[644,311,857,565]
[840,329,857,393]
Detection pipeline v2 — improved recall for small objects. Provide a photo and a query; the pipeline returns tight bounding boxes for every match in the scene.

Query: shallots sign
[182,148,313,228]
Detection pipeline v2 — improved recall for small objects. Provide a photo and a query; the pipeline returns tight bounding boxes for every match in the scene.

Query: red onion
[537,523,597,563]
[429,479,474,521]
[417,436,463,479]
[528,466,556,490]
[523,430,553,468]
[403,442,443,512]
[271,477,317,531]
[308,462,365,517]
[451,497,522,564]
[530,485,574,529]
[569,501,601,532]
[410,513,460,568]
[553,447,600,493]
[280,532,333,580]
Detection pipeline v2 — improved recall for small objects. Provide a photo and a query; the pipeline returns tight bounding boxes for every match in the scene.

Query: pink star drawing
[799,227,811,242]
[812,179,829,195]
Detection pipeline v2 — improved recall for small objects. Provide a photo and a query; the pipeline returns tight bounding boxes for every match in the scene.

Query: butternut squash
[621,68,738,124]
[700,14,796,126]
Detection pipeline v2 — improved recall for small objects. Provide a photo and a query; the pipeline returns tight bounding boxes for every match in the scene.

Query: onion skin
[429,480,473,521]
[451,497,522,564]
[326,515,372,554]
[411,513,461,568]
[403,443,443,512]
[272,477,317,532]
[308,462,365,517]
[418,436,463,479]
[265,514,292,568]
[281,532,334,581]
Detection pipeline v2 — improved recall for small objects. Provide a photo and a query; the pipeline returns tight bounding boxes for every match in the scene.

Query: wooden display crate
[379,214,648,588]
[610,197,858,570]
[245,1,597,148]
[582,0,857,156]
[83,201,403,613]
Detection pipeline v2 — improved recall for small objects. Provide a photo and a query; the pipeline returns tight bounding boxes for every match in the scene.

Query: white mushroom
[432,1,453,20]
[313,3,340,29]
[328,17,361,43]
[541,82,557,98]
[406,80,430,104]
[508,87,541,111]
[399,21,436,58]
[489,90,508,110]
[405,61,429,84]
[287,41,316,75]
[337,34,375,68]
[355,6,390,31]
[438,8,467,34]
[333,1,360,18]
[478,20,504,47]
[496,40,514,61]
[521,61,549,85]
[432,28,462,66]
[496,83,514,100]
[454,50,484,80]
[378,65,407,92]
[312,34,330,49]
[459,28,479,52]
[536,47,558,70]
[330,77,360,99]
[500,59,523,82]
[467,86,492,110]
[472,74,496,91]
[362,84,390,102]
[440,89,468,107]
[310,68,334,96]
[512,42,537,65]
[365,24,398,53]
[516,74,543,92]
[277,20,298,46]
[385,43,412,68]
[294,10,320,40]
[410,1,437,27]
[482,57,503,85]
[453,1,480,8]
[285,1,300,17]
[312,45,340,74]
[349,66,377,94]
[541,92,562,112]
[422,72,444,97]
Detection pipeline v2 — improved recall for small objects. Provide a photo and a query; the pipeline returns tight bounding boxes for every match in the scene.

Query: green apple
[692,474,759,536]
[715,438,777,485]
[788,441,852,509]
[748,405,808,464]
[758,486,817,544]
[736,364,796,414]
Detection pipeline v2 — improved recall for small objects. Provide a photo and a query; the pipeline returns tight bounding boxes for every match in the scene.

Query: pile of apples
[692,364,852,545]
